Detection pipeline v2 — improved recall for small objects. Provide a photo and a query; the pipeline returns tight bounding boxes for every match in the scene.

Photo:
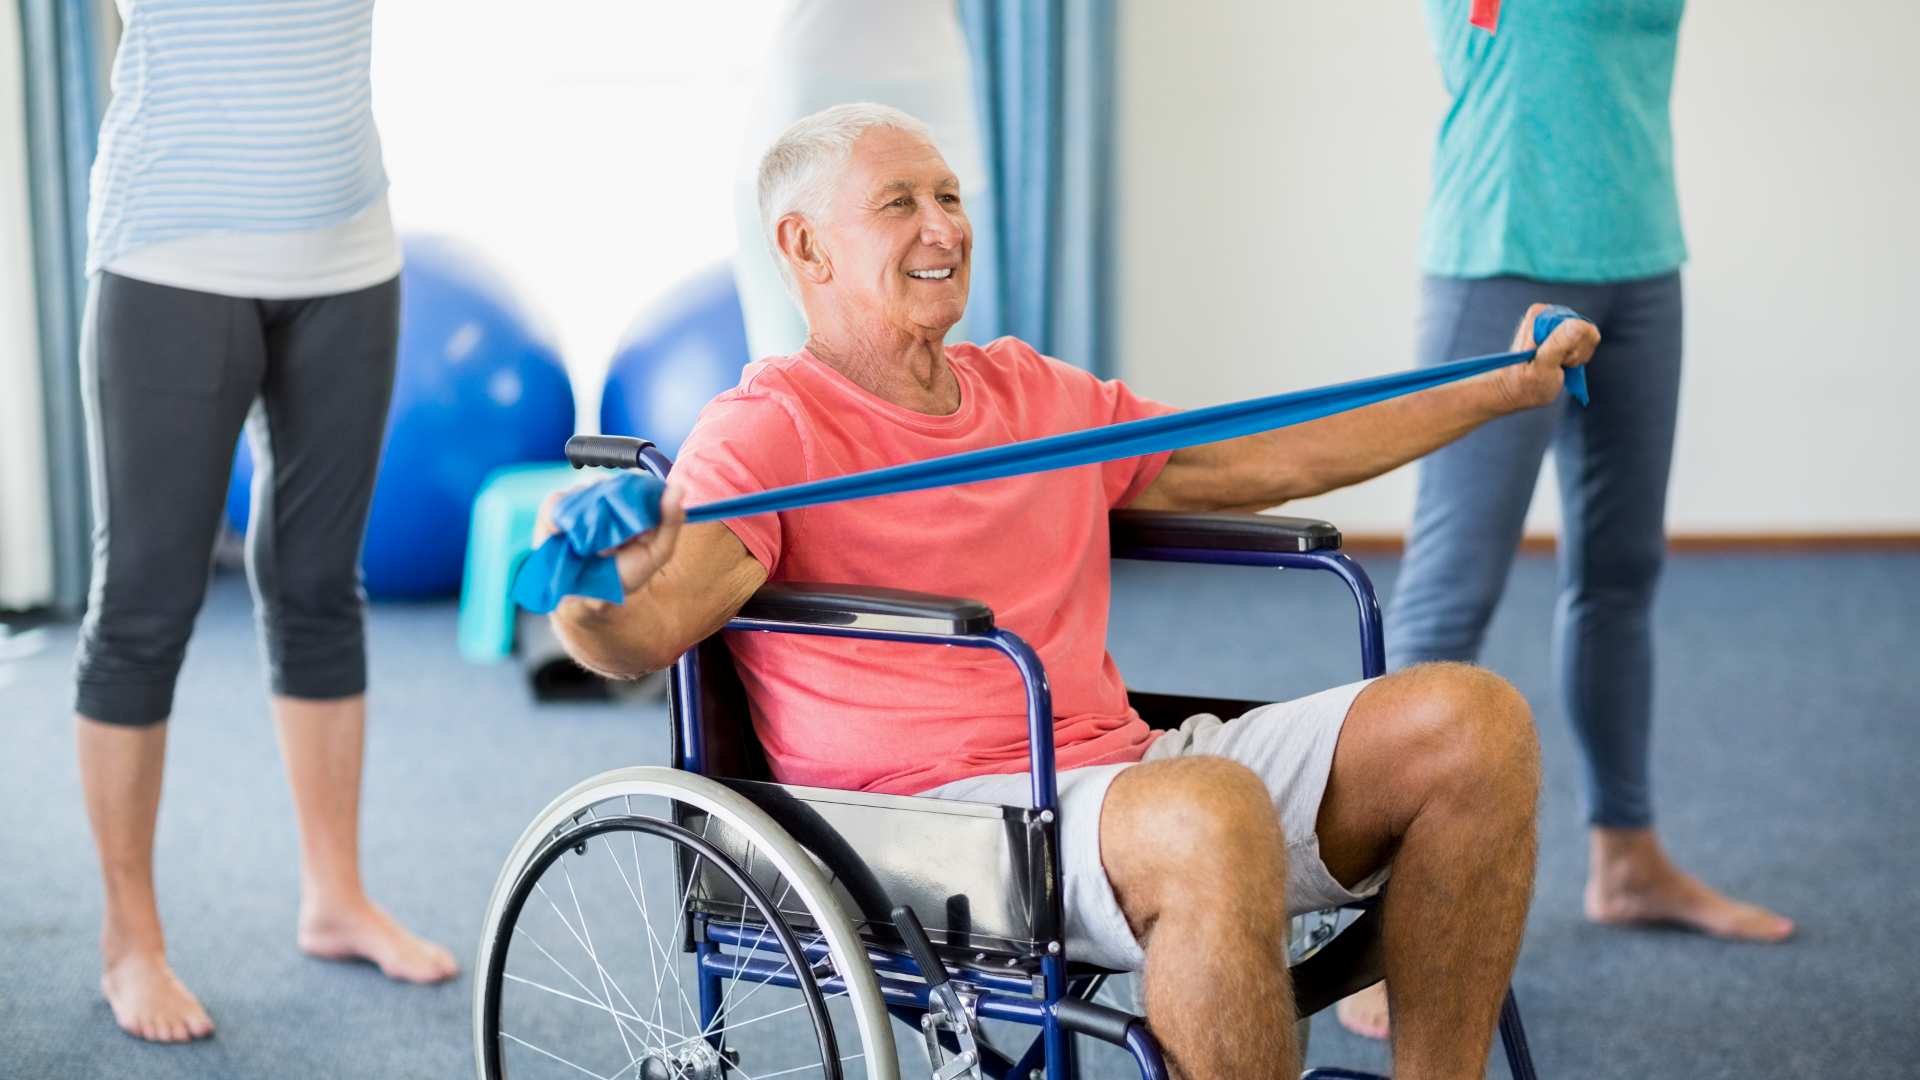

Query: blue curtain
[17,0,105,613]
[958,0,1116,377]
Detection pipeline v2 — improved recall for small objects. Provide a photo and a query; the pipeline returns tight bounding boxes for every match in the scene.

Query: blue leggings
[1386,272,1683,829]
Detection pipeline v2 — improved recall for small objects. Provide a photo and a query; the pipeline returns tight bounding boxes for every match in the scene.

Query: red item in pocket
[1470,0,1501,32]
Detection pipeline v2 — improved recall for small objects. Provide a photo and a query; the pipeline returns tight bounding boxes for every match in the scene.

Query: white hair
[756,103,938,302]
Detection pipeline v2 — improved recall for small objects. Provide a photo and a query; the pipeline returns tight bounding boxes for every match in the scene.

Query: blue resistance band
[512,307,1589,613]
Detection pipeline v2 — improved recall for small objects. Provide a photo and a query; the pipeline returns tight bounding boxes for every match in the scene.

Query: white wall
[0,0,54,609]
[1115,0,1920,537]
[371,0,783,426]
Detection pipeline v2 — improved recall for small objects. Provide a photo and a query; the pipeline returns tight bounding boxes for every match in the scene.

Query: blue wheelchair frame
[624,439,1538,1080]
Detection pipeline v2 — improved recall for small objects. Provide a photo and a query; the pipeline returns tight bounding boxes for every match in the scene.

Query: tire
[475,768,898,1080]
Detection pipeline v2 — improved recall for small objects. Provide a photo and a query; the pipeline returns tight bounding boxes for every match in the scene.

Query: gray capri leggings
[73,271,399,726]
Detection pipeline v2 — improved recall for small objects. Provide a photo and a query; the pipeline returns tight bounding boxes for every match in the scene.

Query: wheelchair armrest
[1109,509,1341,554]
[736,582,996,636]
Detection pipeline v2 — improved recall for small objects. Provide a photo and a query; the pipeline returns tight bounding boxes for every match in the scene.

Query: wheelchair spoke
[513,914,660,1052]
[615,828,667,1043]
[501,973,627,1026]
[499,1030,616,1080]
[666,848,722,1044]
[641,846,706,1056]
[618,796,700,1044]
[707,881,792,1027]
[501,972,676,1043]
[601,822,698,1050]
[678,989,848,1051]
[562,859,647,1063]
[511,926,629,1026]
[617,799,666,1028]
[537,876,652,1056]
[706,936,803,1033]
[700,954,781,1040]
[659,1001,817,1062]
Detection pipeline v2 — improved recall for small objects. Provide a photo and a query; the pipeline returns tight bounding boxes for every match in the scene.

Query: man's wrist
[1479,365,1537,419]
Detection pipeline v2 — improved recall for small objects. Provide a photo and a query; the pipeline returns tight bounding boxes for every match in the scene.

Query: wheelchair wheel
[475,768,897,1080]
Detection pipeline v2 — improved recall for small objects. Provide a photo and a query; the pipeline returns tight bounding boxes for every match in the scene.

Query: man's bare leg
[273,695,457,982]
[1102,756,1298,1080]
[76,717,216,1042]
[1586,826,1792,940]
[1315,664,1540,1080]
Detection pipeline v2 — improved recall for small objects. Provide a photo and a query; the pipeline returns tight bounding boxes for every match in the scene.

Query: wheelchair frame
[489,435,1539,1080]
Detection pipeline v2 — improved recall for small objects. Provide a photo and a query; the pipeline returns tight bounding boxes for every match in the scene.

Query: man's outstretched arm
[540,485,769,680]
[1128,304,1600,513]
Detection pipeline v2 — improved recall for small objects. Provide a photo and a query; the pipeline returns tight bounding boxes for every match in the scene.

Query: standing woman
[1339,0,1791,1039]
[75,0,456,1042]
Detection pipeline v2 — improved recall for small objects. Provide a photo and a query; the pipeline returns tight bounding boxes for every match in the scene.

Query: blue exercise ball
[226,436,254,535]
[600,262,750,459]
[226,235,574,598]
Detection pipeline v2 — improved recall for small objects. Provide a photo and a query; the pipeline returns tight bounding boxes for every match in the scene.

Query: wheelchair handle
[890,905,950,990]
[565,434,653,471]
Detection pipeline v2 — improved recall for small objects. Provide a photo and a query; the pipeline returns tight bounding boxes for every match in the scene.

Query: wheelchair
[473,435,1541,1080]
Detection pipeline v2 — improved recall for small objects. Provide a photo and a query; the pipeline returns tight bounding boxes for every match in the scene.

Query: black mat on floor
[1,551,1915,1079]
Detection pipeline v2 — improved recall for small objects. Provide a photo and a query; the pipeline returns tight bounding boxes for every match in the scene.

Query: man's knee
[1103,756,1285,917]
[1366,663,1541,808]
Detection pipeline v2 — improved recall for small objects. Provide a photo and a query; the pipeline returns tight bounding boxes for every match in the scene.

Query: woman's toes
[102,956,214,1043]
[299,901,459,984]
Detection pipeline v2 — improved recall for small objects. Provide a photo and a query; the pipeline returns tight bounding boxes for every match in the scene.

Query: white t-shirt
[104,195,402,300]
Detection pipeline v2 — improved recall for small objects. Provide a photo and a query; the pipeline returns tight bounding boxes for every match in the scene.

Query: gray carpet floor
[1,550,1915,1078]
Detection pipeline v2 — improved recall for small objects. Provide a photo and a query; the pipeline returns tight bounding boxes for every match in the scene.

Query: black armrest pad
[1109,509,1341,554]
[735,582,995,636]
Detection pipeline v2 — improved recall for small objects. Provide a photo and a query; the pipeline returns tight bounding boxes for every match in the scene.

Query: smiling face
[803,126,971,340]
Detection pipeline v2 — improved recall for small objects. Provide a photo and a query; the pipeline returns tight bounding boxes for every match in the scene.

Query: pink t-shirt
[672,338,1176,795]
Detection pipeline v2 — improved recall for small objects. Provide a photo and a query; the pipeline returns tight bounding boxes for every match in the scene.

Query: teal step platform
[458,463,587,663]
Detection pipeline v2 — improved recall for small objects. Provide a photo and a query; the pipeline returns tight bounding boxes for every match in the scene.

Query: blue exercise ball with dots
[226,235,574,598]
[600,262,750,459]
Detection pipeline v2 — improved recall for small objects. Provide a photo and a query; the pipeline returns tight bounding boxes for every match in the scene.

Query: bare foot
[101,951,215,1042]
[1335,980,1390,1040]
[1585,827,1793,941]
[298,900,460,983]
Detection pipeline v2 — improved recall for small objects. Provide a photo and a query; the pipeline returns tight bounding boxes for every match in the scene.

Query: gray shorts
[919,680,1386,971]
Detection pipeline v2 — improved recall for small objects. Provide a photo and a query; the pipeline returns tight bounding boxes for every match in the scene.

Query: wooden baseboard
[1338,533,1920,555]
[1663,533,1920,554]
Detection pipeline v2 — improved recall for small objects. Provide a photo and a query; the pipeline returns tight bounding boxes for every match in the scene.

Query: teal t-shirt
[1420,0,1688,282]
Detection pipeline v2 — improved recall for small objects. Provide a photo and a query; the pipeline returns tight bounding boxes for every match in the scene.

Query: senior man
[546,104,1596,1080]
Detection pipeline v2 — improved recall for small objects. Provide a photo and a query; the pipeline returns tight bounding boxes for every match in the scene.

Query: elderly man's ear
[777,214,833,286]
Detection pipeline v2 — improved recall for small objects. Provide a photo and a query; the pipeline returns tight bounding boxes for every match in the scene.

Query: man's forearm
[551,596,683,680]
[1259,377,1511,500]
[1133,311,1594,513]
[1135,377,1512,512]
[548,522,771,680]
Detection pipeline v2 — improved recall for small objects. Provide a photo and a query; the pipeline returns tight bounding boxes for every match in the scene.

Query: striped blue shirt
[87,0,388,273]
